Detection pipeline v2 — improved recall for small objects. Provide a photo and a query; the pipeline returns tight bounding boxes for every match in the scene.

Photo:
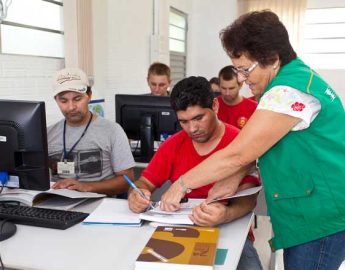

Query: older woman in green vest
[160,10,345,270]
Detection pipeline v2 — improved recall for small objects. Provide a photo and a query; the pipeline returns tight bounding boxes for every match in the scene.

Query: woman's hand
[159,181,185,212]
[206,178,239,203]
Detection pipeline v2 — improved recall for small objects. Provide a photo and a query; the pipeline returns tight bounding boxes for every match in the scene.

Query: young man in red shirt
[217,65,257,129]
[128,76,263,270]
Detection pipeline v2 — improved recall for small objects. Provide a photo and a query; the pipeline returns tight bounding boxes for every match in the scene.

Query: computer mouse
[0,220,17,241]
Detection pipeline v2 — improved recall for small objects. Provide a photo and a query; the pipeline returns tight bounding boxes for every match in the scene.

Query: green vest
[258,58,345,251]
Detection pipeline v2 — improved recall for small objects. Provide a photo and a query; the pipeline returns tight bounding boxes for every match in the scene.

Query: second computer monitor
[0,99,50,191]
[115,94,180,162]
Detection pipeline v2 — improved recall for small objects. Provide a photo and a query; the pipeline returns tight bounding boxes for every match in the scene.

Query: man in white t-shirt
[48,67,135,196]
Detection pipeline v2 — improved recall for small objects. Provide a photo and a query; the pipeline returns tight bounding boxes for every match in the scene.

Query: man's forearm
[86,169,135,196]
[223,193,257,223]
[91,176,129,195]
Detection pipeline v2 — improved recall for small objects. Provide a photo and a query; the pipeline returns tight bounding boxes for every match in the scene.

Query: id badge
[57,161,75,175]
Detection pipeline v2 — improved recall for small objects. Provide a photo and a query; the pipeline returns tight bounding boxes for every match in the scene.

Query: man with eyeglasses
[217,65,257,129]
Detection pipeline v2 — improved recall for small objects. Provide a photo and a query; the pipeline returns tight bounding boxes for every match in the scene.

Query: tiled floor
[253,215,345,270]
[253,215,283,270]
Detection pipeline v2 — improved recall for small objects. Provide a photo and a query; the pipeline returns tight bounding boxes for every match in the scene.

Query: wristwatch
[178,176,192,194]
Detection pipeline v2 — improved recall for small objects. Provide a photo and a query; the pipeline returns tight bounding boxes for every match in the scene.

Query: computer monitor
[115,94,180,162]
[0,100,50,191]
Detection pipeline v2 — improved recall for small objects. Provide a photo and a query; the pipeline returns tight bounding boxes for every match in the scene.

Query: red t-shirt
[217,96,257,129]
[142,123,260,198]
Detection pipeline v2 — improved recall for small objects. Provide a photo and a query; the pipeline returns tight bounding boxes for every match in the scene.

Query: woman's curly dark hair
[220,10,297,67]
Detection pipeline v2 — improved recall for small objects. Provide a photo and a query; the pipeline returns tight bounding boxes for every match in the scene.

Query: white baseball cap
[53,67,89,97]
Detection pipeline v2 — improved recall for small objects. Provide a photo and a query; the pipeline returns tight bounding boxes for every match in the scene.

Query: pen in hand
[123,175,155,209]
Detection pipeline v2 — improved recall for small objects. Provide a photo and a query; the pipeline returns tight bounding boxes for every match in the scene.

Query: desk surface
[1,199,253,270]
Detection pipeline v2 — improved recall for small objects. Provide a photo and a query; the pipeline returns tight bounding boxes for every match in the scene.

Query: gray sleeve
[111,122,135,172]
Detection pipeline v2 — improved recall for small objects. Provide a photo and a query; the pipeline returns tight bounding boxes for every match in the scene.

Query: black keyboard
[0,204,89,230]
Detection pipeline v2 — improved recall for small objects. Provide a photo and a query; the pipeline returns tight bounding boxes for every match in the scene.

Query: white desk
[0,199,253,270]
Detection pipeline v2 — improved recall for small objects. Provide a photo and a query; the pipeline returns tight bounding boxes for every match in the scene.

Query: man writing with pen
[128,76,263,270]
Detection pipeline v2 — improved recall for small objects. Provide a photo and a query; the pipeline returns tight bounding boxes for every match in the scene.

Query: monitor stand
[0,220,17,241]
[139,114,154,163]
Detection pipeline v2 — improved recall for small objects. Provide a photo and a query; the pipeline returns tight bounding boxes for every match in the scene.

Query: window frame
[169,7,188,86]
[302,6,345,69]
[0,0,64,58]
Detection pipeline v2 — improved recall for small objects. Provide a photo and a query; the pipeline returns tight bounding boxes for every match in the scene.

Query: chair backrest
[254,188,267,216]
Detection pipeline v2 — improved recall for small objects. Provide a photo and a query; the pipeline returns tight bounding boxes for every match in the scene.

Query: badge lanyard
[63,112,93,161]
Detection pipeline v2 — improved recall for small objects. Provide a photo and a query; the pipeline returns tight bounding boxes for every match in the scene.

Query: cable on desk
[0,172,9,194]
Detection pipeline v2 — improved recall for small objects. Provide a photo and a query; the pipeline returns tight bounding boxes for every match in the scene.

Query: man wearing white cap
[48,67,135,196]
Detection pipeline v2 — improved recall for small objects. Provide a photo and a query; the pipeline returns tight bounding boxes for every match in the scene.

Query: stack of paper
[139,199,203,225]
[139,186,262,225]
[83,198,142,227]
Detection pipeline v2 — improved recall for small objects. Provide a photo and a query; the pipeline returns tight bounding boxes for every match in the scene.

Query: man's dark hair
[86,86,92,96]
[220,10,296,67]
[170,76,214,111]
[209,77,219,85]
[218,65,236,81]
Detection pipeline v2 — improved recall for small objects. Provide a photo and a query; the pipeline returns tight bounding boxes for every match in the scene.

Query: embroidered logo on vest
[324,87,336,101]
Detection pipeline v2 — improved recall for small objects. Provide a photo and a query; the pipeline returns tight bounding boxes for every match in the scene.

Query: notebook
[83,198,142,226]
[135,225,219,270]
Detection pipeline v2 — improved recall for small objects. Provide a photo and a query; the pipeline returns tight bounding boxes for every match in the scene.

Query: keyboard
[0,204,89,230]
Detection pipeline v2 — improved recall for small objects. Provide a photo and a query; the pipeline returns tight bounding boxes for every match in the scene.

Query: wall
[92,0,153,122]
[92,0,193,122]
[188,0,254,97]
[0,54,64,125]
[188,0,237,79]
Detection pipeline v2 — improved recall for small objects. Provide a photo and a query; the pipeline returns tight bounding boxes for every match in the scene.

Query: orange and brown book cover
[135,225,219,270]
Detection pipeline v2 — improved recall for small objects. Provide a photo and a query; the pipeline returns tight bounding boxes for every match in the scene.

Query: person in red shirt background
[209,76,221,96]
[217,65,257,129]
[128,76,263,270]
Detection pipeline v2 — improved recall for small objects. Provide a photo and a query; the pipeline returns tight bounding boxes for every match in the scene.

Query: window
[302,7,345,69]
[169,8,187,86]
[0,0,64,58]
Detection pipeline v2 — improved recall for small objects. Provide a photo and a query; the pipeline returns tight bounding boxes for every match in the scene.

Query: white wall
[0,54,64,125]
[188,0,237,79]
[187,0,253,96]
[92,0,153,122]
[92,0,193,122]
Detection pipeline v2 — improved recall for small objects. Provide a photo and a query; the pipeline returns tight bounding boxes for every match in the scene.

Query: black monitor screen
[115,94,180,162]
[0,100,50,191]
